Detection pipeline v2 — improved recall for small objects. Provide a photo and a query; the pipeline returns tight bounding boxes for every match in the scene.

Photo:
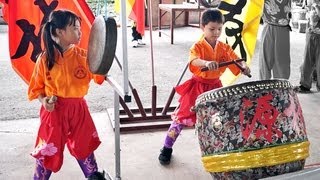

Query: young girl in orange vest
[28,9,106,180]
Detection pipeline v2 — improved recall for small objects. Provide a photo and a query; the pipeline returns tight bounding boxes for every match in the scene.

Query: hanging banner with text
[0,0,94,84]
[218,0,263,85]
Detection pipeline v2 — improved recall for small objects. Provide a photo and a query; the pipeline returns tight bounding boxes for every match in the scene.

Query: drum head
[87,15,117,75]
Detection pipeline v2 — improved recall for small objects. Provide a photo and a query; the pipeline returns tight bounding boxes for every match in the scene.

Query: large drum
[194,79,309,179]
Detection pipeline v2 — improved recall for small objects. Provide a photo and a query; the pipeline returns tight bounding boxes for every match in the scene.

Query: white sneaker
[138,39,146,45]
[132,40,138,48]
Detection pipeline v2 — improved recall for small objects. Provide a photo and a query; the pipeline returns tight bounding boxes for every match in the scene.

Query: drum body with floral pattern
[194,79,310,179]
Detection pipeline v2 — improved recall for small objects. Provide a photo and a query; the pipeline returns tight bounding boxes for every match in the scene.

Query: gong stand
[107,0,184,133]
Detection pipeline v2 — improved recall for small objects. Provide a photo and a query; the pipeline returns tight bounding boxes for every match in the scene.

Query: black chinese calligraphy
[219,0,247,59]
[11,0,58,62]
[11,19,41,61]
[34,0,58,25]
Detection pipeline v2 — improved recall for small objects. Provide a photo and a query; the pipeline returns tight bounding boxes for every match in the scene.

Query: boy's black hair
[201,9,225,26]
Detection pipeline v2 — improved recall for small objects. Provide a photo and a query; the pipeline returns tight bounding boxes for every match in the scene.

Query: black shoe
[293,85,311,93]
[158,147,173,165]
[88,171,106,180]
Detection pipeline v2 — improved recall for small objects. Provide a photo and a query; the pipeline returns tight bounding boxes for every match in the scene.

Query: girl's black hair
[201,9,225,26]
[42,9,81,70]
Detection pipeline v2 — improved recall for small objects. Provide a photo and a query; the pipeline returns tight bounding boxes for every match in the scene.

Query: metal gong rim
[87,15,117,75]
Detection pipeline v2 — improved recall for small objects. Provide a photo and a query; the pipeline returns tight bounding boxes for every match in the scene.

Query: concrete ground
[1,23,320,180]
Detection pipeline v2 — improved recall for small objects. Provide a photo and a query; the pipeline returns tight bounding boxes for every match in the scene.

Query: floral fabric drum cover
[194,79,309,179]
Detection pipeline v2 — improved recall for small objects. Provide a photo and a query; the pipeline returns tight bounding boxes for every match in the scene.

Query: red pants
[31,97,101,172]
[172,76,222,126]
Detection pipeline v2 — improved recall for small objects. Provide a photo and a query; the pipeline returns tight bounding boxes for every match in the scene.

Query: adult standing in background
[259,0,292,80]
[294,0,320,92]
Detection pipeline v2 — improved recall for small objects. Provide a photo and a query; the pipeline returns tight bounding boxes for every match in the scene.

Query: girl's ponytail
[42,21,63,70]
[42,22,55,70]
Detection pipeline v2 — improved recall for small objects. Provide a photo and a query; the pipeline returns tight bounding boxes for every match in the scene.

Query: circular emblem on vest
[74,65,87,79]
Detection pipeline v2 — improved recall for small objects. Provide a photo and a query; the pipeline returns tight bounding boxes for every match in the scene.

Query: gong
[87,15,117,75]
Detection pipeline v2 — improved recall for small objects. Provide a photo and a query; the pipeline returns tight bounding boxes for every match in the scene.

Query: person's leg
[136,31,142,40]
[67,99,101,159]
[158,120,184,165]
[131,23,145,46]
[259,24,274,80]
[300,32,315,90]
[132,26,140,41]
[312,69,317,82]
[31,106,66,173]
[273,26,291,79]
[33,159,52,180]
[313,34,320,90]
[67,99,104,178]
[163,121,185,148]
[77,153,98,178]
[77,153,106,179]
[136,32,146,45]
[131,25,139,47]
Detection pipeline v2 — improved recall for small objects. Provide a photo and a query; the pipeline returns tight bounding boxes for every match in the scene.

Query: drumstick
[233,60,252,78]
[48,95,57,104]
[201,58,246,72]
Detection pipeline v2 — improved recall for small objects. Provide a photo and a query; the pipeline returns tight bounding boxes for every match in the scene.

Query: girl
[28,9,106,180]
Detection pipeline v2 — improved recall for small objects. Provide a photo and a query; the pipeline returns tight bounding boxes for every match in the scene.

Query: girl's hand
[39,96,56,112]
[205,61,219,70]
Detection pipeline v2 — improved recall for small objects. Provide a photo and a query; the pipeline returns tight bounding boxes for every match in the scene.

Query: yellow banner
[114,0,135,16]
[218,0,263,86]
[114,0,145,34]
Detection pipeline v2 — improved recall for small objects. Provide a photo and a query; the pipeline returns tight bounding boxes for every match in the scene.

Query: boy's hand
[205,61,219,70]
[242,66,251,77]
[236,61,251,78]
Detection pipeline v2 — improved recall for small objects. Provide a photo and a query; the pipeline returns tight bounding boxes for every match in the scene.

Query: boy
[158,9,251,165]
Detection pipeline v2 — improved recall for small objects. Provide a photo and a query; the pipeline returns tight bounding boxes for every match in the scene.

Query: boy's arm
[191,58,218,70]
[189,44,218,70]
